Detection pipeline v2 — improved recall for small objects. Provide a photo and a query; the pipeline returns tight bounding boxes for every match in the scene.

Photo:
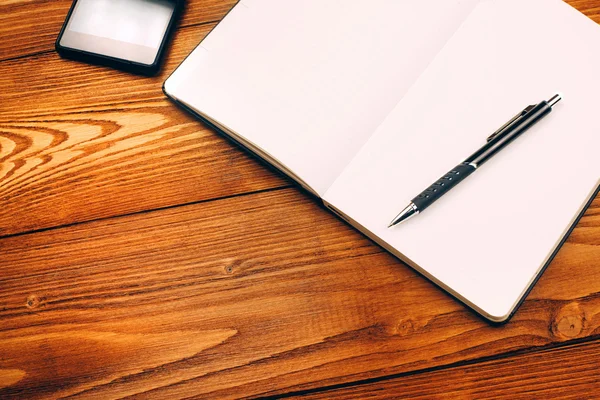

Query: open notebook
[164,0,600,322]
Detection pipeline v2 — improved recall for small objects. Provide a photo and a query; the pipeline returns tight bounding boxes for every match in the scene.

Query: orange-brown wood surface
[1,1,599,399]
[296,340,600,399]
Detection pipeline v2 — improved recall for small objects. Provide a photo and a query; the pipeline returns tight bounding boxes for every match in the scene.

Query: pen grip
[412,163,476,211]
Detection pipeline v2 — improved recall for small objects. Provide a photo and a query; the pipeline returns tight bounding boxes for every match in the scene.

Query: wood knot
[556,315,583,338]
[552,302,585,339]
[394,319,415,336]
[223,258,244,275]
[26,295,45,309]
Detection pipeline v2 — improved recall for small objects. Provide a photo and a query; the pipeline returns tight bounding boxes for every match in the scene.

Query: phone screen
[69,0,174,48]
[59,0,176,65]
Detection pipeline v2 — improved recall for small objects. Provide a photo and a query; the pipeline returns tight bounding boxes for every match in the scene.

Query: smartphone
[56,0,183,75]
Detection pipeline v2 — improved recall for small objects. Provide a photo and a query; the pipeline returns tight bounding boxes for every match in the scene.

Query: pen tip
[388,203,418,228]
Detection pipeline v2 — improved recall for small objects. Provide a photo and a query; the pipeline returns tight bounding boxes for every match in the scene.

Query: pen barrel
[412,163,476,211]
[465,102,552,167]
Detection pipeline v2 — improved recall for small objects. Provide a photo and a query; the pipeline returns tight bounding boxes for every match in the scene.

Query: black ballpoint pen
[388,93,562,228]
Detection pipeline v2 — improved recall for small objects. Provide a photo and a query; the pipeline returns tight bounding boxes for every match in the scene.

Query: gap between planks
[0,185,291,242]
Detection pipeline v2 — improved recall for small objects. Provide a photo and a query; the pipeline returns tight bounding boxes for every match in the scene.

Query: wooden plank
[0,0,237,62]
[0,189,598,399]
[295,340,600,400]
[0,104,287,236]
[0,23,287,237]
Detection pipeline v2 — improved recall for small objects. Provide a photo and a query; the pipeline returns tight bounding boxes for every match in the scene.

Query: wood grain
[0,0,237,62]
[0,189,599,399]
[295,340,600,400]
[0,24,287,237]
[1,1,600,399]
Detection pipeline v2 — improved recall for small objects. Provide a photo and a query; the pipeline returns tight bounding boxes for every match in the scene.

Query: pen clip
[486,105,536,142]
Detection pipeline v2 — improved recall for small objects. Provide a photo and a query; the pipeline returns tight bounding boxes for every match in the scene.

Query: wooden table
[1,1,599,398]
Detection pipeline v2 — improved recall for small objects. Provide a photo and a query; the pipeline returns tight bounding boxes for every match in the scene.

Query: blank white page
[165,0,480,195]
[324,0,600,321]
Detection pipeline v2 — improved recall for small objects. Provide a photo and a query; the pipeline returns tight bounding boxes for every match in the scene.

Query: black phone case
[55,0,184,76]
